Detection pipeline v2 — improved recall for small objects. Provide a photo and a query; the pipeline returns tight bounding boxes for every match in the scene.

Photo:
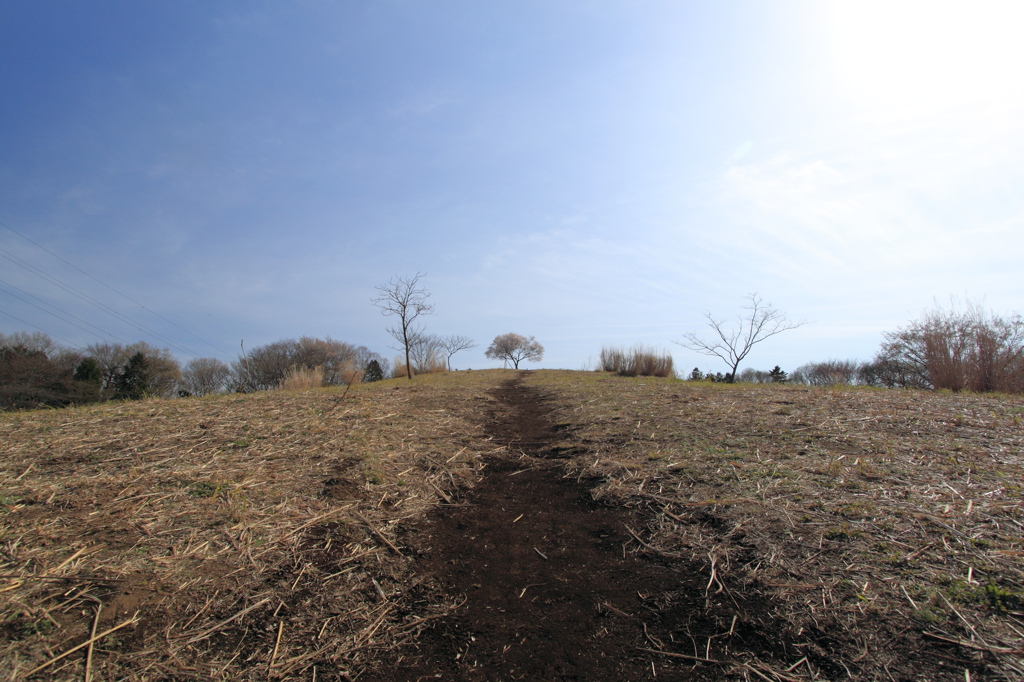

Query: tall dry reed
[278,365,325,391]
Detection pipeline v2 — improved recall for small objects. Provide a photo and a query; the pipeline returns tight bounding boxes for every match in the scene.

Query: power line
[0,249,202,358]
[0,283,123,344]
[0,308,84,350]
[0,220,234,356]
[0,276,128,344]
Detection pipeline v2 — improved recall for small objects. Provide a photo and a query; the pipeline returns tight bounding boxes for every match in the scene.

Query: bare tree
[675,293,804,383]
[438,334,477,371]
[372,273,434,379]
[789,359,861,387]
[408,332,445,374]
[84,341,182,398]
[485,333,544,369]
[180,357,230,397]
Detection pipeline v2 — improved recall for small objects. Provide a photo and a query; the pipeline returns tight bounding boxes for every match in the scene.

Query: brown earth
[365,375,834,681]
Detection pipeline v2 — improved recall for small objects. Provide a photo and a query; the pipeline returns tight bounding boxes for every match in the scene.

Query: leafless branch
[372,273,434,379]
[675,293,803,382]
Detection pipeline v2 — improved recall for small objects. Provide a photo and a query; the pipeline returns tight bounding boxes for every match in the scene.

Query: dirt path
[368,374,790,681]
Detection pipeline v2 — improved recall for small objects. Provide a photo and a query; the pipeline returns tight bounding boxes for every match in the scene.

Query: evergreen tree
[768,365,788,383]
[74,357,102,384]
[115,352,149,400]
[364,359,385,382]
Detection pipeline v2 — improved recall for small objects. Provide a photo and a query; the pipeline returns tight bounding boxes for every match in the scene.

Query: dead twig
[922,631,1023,654]
[174,596,272,645]
[84,602,101,682]
[23,612,139,678]
[268,621,284,671]
[637,647,725,664]
[353,511,405,557]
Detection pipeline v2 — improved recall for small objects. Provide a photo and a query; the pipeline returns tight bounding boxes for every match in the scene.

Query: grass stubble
[1,368,1022,680]
[1,371,501,680]
[535,370,1024,680]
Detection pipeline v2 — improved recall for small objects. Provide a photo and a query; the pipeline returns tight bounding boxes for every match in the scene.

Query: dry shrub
[878,300,1024,393]
[628,344,674,378]
[420,357,448,374]
[278,364,324,390]
[790,359,861,386]
[231,337,386,392]
[392,356,446,378]
[599,347,626,373]
[600,345,674,378]
[339,361,364,386]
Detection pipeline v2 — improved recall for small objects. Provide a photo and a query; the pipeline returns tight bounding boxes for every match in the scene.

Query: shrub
[599,347,627,373]
[0,344,99,410]
[790,359,862,386]
[180,358,230,397]
[391,355,445,378]
[876,301,1024,392]
[600,345,674,378]
[230,338,387,391]
[278,365,325,391]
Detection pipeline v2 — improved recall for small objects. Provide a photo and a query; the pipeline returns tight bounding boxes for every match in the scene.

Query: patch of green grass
[188,481,225,498]
[836,502,876,519]
[984,582,1022,612]
[911,607,943,624]
[14,617,56,638]
[824,524,861,541]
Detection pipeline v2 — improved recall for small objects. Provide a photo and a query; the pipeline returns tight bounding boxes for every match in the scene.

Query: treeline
[0,332,390,411]
[231,337,388,392]
[724,303,1024,393]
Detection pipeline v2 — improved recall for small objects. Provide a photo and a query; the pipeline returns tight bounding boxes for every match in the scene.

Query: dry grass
[599,344,674,377]
[4,369,1023,680]
[278,365,325,391]
[391,357,446,379]
[0,371,505,680]
[532,370,1024,679]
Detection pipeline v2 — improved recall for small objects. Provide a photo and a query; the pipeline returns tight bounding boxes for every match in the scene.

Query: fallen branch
[174,596,272,645]
[353,511,405,557]
[282,504,354,541]
[637,647,725,664]
[624,525,682,558]
[922,631,1023,654]
[23,612,139,678]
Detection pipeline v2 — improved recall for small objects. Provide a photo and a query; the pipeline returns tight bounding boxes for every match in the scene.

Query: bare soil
[370,375,832,681]
[367,378,685,679]
[2,370,1023,680]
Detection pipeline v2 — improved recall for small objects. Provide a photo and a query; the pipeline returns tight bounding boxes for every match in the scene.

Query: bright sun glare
[827,0,1024,114]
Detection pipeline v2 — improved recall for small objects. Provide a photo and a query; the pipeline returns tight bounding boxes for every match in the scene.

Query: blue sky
[2,1,1022,374]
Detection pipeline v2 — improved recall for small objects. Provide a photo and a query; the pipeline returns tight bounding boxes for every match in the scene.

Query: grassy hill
[2,370,1022,680]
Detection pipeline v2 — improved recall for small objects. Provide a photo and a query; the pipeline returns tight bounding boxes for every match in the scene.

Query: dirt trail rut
[370,375,742,681]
